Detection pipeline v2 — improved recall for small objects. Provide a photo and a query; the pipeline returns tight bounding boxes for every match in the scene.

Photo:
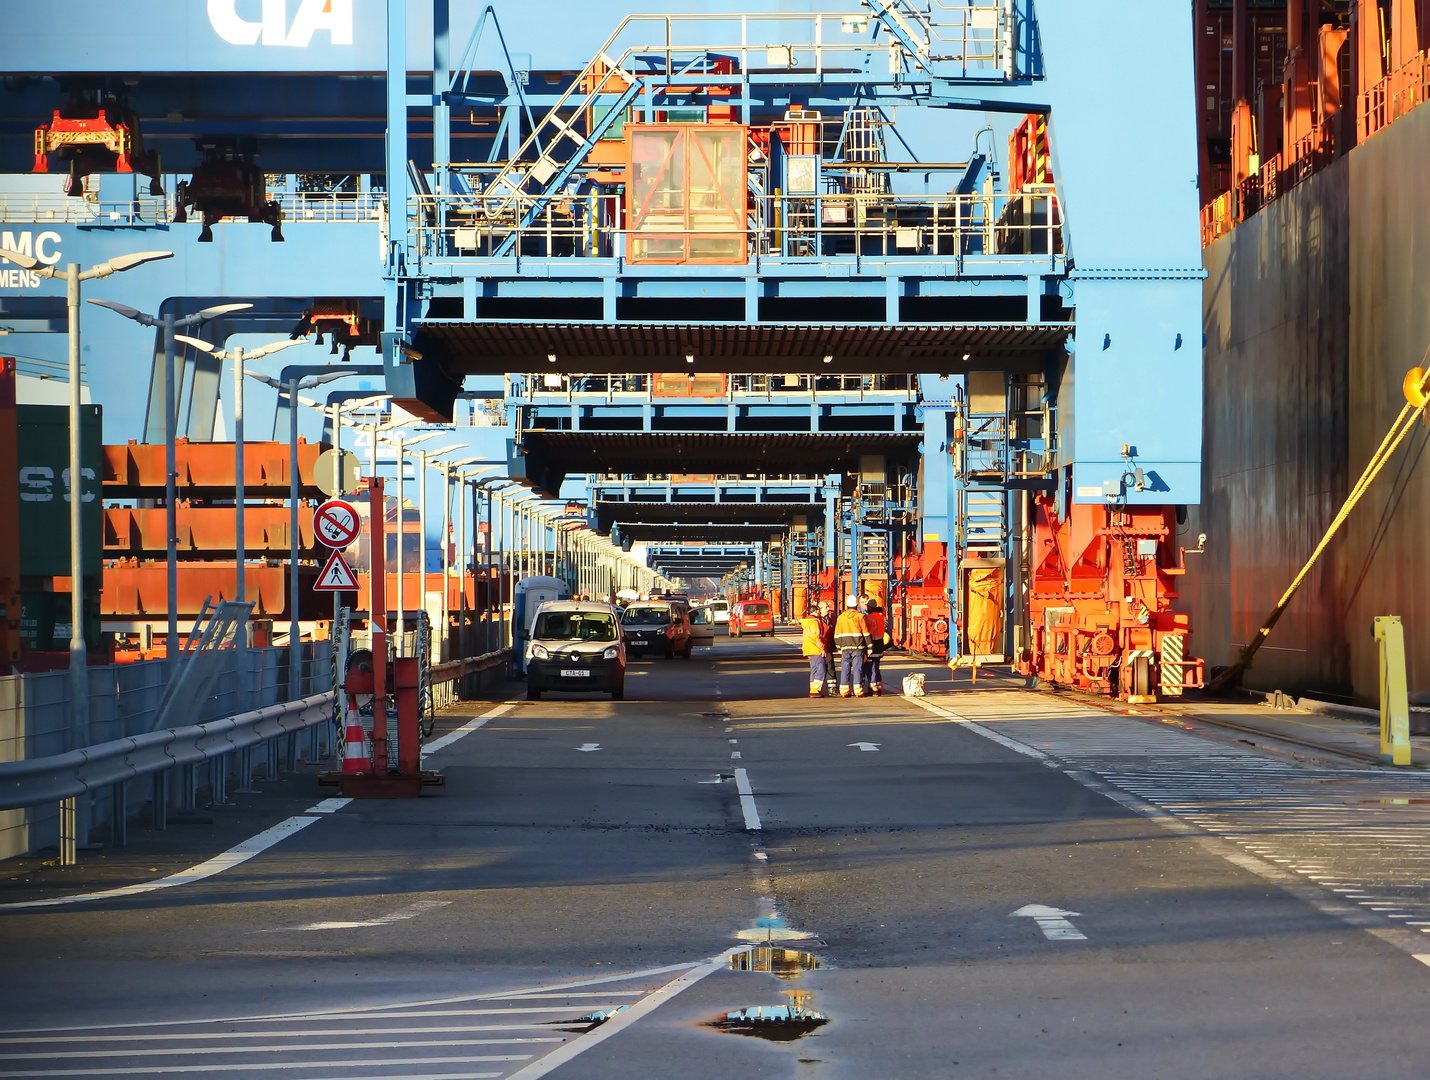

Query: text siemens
[1,231,61,288]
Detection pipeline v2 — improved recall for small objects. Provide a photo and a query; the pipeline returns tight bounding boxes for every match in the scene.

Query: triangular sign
[314,549,359,591]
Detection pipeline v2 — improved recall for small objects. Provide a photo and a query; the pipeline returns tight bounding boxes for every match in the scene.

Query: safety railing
[1360,50,1430,142]
[428,648,511,687]
[417,190,1059,262]
[0,692,333,815]
[272,192,386,222]
[512,372,916,398]
[0,190,384,226]
[1199,118,1340,247]
[0,194,173,225]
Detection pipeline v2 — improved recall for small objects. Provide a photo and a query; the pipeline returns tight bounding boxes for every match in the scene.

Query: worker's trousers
[863,654,883,695]
[807,654,827,696]
[839,649,866,696]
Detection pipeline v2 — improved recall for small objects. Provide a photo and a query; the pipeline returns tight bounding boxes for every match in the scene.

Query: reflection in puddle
[710,991,829,1042]
[729,946,822,980]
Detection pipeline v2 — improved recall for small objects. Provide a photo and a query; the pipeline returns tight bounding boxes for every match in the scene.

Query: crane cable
[1207,358,1430,692]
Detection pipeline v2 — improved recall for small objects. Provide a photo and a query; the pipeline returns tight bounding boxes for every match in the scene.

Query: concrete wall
[1194,103,1430,703]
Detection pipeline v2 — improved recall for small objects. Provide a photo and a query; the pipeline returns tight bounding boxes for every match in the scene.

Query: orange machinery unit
[100,438,335,630]
[1017,495,1204,702]
[888,543,953,659]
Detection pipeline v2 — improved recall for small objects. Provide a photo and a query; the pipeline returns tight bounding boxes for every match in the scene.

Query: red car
[730,600,774,637]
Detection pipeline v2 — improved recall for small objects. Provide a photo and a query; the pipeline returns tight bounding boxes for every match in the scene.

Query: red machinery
[1017,494,1204,702]
[290,300,380,361]
[174,148,283,242]
[889,543,952,658]
[33,100,162,196]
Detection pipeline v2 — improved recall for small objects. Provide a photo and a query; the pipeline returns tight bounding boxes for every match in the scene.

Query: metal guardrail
[0,692,333,813]
[429,649,511,686]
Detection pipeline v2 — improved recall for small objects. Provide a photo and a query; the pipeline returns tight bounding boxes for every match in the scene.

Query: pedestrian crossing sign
[314,549,359,591]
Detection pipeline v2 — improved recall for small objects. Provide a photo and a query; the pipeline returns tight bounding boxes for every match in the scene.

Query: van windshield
[623,605,672,626]
[743,603,771,615]
[533,611,617,642]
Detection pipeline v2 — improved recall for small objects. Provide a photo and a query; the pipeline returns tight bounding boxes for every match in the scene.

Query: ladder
[950,378,1012,660]
[478,47,645,256]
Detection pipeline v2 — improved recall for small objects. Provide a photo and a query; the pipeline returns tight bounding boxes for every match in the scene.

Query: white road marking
[7,1058,530,1077]
[503,952,738,1080]
[905,695,1050,761]
[263,899,452,932]
[423,701,518,757]
[849,741,881,752]
[576,743,602,752]
[0,1025,581,1044]
[734,768,762,830]
[731,751,742,759]
[0,1037,560,1061]
[304,798,353,814]
[0,816,322,912]
[1011,903,1087,941]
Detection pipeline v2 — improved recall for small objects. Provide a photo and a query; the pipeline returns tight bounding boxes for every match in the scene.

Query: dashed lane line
[733,768,762,831]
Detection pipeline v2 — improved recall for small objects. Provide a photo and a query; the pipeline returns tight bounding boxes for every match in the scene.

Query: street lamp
[422,453,482,660]
[88,298,253,676]
[375,429,443,655]
[174,334,306,604]
[456,466,504,656]
[0,245,173,794]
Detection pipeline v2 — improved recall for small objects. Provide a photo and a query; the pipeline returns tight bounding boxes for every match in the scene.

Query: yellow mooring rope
[1207,360,1430,692]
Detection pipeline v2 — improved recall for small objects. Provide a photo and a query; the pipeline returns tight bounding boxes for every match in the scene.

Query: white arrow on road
[1011,904,1086,940]
[576,743,602,752]
[848,742,881,752]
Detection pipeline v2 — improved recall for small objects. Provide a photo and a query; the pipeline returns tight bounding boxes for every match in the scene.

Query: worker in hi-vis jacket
[834,595,872,697]
[863,599,887,696]
[800,600,832,697]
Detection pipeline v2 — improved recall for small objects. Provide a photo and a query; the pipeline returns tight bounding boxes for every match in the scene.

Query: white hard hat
[845,595,858,608]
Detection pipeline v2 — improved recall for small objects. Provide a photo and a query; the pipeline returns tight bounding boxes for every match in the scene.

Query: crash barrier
[429,648,511,694]
[0,646,511,861]
[0,692,336,863]
[0,643,335,860]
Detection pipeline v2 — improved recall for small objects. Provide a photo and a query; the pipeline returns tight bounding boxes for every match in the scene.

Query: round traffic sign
[314,498,360,548]
[314,448,362,496]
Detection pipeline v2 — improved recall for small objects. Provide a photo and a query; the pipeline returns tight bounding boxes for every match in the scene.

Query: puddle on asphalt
[709,990,829,1042]
[714,949,829,1042]
[728,946,822,980]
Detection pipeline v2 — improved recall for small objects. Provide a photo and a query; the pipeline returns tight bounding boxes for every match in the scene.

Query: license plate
[628,640,648,647]
[560,668,591,677]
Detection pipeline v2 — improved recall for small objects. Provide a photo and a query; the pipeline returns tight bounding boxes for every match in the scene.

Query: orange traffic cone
[341,710,370,774]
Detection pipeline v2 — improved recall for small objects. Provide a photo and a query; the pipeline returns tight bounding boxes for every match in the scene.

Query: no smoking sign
[314,499,360,548]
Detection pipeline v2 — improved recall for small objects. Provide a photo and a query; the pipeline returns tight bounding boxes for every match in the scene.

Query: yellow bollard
[1374,615,1413,766]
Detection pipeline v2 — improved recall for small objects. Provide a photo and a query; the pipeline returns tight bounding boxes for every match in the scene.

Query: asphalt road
[2,634,1430,1079]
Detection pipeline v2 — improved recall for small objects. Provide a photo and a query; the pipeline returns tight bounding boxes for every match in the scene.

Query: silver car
[526,601,626,700]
